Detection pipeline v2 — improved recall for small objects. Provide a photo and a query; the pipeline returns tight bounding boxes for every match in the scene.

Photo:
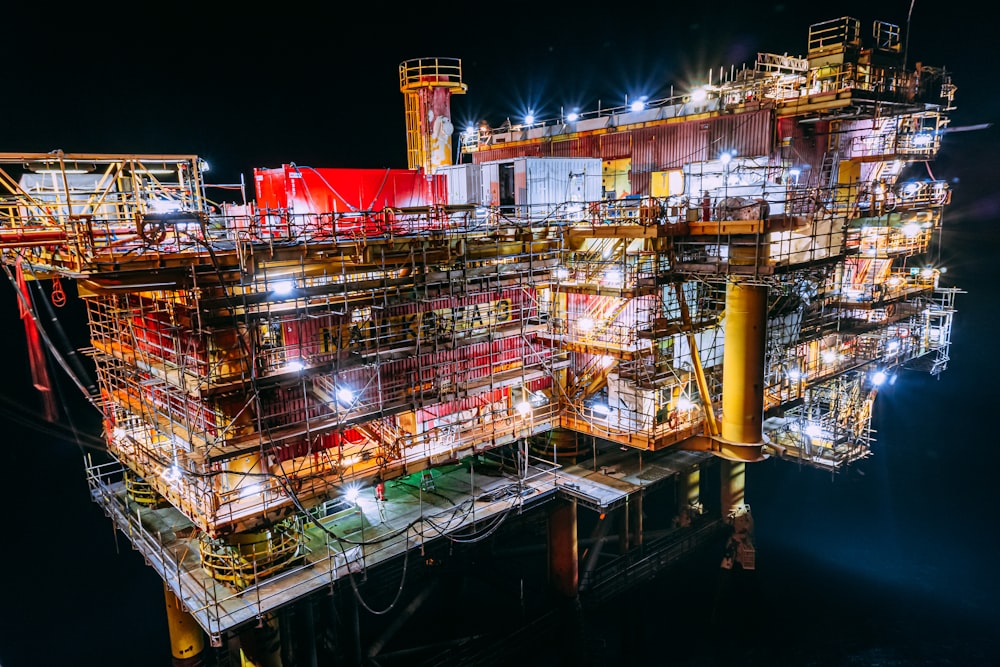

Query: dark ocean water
[3,366,996,667]
[2,258,999,667]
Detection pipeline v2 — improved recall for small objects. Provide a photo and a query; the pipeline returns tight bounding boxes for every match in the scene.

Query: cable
[1,258,101,410]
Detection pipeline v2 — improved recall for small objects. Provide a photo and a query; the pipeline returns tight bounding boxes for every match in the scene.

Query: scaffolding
[0,14,960,640]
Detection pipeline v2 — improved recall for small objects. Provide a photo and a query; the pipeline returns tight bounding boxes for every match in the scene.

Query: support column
[547,499,579,598]
[676,467,702,527]
[720,459,746,515]
[717,281,762,571]
[238,614,282,667]
[617,498,631,554]
[628,492,643,548]
[163,583,205,667]
[300,599,317,667]
[720,281,767,449]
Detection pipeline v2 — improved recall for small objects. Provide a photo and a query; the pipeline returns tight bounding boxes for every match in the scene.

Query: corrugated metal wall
[473,109,776,196]
[776,116,830,180]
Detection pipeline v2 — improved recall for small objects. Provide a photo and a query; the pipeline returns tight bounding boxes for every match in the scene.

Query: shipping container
[436,163,482,205]
[479,157,603,221]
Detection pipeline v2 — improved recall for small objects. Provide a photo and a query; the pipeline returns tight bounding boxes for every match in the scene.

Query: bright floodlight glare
[676,396,694,411]
[720,151,732,165]
[345,485,360,503]
[553,267,570,280]
[161,464,181,484]
[273,279,294,295]
[337,387,355,405]
[566,111,579,122]
[690,87,708,104]
[872,370,887,386]
[603,268,622,286]
[286,360,304,372]
[577,316,595,332]
[901,222,921,238]
[630,99,645,112]
[515,400,532,416]
[524,113,535,125]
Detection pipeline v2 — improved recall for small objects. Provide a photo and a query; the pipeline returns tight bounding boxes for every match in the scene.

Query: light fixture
[337,387,355,405]
[690,87,708,104]
[272,279,295,295]
[25,161,94,174]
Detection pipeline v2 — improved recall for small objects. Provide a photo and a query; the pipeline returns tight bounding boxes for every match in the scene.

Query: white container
[479,157,603,221]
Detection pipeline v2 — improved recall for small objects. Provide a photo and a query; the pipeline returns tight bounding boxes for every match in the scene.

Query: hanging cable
[1,259,101,411]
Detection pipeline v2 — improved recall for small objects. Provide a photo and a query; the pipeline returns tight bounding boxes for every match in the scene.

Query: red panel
[253,165,446,213]
[777,117,829,181]
[471,143,545,163]
[599,133,632,159]
[707,109,774,160]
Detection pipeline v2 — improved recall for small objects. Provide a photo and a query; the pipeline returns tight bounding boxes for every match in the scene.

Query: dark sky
[2,2,992,183]
[1,3,998,666]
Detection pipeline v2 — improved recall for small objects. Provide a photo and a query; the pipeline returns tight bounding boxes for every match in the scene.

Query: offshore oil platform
[0,15,959,666]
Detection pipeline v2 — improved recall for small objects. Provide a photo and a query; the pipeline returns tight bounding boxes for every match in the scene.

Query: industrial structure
[0,15,959,666]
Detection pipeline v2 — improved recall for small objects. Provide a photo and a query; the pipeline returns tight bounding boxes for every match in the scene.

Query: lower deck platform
[86,444,716,645]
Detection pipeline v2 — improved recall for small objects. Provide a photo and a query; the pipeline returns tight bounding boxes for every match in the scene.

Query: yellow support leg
[163,583,205,666]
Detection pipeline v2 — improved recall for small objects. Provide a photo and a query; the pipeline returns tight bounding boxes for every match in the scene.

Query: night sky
[1,2,998,666]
